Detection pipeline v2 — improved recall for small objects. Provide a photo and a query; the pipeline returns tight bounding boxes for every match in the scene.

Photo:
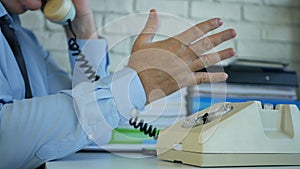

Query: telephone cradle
[156,101,300,167]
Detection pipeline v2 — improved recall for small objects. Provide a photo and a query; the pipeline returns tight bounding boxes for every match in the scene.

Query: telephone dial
[155,101,300,167]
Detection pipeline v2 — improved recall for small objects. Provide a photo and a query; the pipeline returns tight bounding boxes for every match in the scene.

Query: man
[0,0,236,168]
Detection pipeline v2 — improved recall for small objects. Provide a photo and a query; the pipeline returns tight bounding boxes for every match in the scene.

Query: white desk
[46,152,300,169]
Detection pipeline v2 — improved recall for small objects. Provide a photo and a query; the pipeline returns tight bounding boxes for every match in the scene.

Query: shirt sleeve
[0,68,146,169]
[61,67,146,146]
[0,93,91,169]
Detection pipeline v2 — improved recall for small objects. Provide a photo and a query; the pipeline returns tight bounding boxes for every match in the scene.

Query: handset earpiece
[43,0,76,25]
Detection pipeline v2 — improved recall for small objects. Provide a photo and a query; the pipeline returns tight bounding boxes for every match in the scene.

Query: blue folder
[188,96,300,114]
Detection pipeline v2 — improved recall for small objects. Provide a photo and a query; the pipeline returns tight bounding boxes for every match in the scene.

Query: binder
[225,66,298,87]
[202,65,299,87]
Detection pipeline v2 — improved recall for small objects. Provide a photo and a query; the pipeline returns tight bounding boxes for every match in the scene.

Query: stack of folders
[109,88,188,145]
[187,62,300,114]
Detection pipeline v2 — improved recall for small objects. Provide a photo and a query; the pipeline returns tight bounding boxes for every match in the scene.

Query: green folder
[109,128,156,144]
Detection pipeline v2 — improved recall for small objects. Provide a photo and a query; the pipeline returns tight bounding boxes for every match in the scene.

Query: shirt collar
[0,2,13,24]
[0,2,9,17]
[0,2,21,28]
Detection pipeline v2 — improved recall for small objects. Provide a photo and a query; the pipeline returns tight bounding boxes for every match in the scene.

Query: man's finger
[189,48,235,72]
[174,18,223,45]
[189,29,237,55]
[192,72,228,86]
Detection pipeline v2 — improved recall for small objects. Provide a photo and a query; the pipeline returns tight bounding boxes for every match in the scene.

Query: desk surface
[46,152,300,169]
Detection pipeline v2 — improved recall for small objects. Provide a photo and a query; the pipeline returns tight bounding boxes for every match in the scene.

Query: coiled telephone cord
[67,19,100,82]
[129,117,160,140]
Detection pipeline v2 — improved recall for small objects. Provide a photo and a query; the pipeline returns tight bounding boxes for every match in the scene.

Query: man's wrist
[63,13,98,39]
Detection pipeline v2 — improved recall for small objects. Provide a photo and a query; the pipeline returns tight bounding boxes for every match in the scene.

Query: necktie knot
[0,15,11,27]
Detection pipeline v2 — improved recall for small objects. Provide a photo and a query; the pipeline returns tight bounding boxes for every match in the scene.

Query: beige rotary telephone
[42,0,75,25]
[156,101,300,167]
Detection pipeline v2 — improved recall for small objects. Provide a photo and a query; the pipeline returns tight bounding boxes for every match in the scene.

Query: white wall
[20,0,300,96]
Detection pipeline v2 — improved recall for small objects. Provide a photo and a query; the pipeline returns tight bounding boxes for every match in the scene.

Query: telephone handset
[42,0,75,25]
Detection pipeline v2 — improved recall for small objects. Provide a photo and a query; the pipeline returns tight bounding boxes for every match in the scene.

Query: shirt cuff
[109,67,146,118]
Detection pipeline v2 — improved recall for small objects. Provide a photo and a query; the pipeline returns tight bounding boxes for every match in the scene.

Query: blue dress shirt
[0,3,146,169]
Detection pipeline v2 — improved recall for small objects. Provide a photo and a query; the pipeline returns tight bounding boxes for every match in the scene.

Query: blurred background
[17,0,300,143]
[19,0,300,100]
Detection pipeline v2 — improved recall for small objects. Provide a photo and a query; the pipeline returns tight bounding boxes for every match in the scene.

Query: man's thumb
[138,9,159,43]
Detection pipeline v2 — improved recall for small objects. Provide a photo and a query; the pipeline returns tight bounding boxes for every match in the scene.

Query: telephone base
[159,149,300,167]
[156,101,300,167]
